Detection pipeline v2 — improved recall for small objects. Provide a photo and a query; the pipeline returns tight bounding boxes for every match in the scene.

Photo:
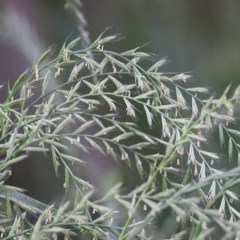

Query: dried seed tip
[177,145,185,155]
[176,216,181,222]
[143,204,147,211]
[121,153,129,160]
[161,116,171,138]
[92,208,97,214]
[97,44,104,51]
[63,182,67,189]
[88,104,93,109]
[45,209,52,224]
[176,88,187,109]
[27,87,33,98]
[136,75,150,91]
[202,222,207,231]
[194,165,198,176]
[151,182,156,190]
[85,61,90,69]
[173,73,191,82]
[63,49,70,61]
[227,108,233,117]
[55,67,62,78]
[109,217,113,225]
[107,145,113,154]
[35,64,39,80]
[141,229,146,237]
[126,105,135,118]
[160,83,170,96]
[83,183,89,190]
[192,97,198,117]
[112,64,117,73]
[72,66,78,79]
[45,125,51,133]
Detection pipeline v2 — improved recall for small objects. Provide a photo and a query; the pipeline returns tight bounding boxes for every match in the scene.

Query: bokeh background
[1,0,240,207]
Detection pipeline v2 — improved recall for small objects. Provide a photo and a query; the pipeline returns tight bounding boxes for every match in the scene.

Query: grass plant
[1,1,240,239]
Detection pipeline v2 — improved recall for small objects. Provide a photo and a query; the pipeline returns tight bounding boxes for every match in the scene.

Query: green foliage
[1,2,240,240]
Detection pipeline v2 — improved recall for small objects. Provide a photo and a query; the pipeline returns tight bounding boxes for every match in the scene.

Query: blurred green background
[1,0,240,204]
